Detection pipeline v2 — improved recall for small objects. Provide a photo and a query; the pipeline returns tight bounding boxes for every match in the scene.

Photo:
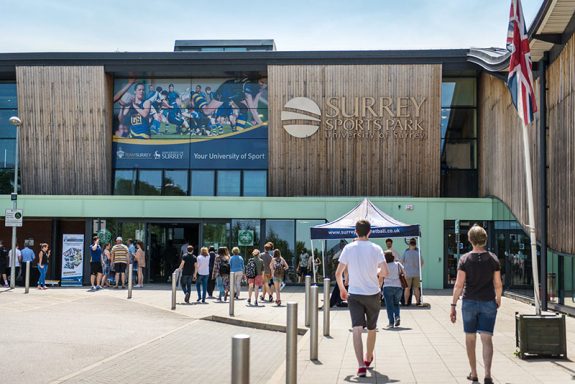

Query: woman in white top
[196,247,211,304]
[383,250,405,328]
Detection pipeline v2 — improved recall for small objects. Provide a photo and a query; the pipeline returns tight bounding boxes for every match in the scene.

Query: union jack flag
[506,0,537,125]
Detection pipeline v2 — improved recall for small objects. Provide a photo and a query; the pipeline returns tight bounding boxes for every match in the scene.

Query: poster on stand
[61,234,84,286]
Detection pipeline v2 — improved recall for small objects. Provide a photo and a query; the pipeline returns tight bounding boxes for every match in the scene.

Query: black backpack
[219,259,230,275]
[245,258,257,278]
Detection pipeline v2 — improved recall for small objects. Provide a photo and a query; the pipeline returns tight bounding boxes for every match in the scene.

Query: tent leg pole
[321,241,326,280]
[310,242,316,284]
[418,236,423,299]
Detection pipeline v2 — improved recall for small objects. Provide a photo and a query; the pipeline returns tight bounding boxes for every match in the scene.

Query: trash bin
[547,272,557,301]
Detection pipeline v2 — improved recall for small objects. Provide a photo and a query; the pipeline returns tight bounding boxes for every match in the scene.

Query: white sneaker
[280,282,286,291]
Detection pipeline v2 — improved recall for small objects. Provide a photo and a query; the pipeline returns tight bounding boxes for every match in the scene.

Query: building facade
[0,1,574,313]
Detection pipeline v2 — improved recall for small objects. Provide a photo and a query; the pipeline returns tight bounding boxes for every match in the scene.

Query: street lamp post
[8,116,21,289]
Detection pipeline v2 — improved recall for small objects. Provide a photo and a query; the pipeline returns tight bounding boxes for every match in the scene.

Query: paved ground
[1,285,575,383]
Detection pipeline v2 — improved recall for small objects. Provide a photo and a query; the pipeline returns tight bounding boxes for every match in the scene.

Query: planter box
[515,312,567,359]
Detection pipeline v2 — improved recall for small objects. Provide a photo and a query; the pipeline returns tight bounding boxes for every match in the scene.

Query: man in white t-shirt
[336,220,388,378]
[385,238,400,261]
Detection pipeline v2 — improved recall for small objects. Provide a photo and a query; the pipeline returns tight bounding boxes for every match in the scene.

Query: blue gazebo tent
[309,199,422,287]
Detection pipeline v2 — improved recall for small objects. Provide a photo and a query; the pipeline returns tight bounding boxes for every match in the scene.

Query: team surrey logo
[281,97,321,138]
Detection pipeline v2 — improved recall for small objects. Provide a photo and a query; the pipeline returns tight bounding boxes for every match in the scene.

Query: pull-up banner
[61,234,84,286]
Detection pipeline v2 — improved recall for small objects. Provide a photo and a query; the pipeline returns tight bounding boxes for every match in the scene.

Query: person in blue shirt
[167,83,180,105]
[230,247,245,299]
[127,239,137,286]
[90,236,103,291]
[21,243,35,286]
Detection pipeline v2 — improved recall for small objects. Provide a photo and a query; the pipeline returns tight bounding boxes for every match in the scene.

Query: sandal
[276,299,281,306]
[467,373,479,383]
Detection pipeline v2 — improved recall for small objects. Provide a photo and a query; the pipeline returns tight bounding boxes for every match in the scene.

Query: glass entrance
[147,223,200,283]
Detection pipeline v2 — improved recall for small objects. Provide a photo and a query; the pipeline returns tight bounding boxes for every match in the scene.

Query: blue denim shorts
[462,299,498,335]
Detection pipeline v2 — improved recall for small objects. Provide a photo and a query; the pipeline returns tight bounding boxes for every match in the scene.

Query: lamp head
[9,116,22,127]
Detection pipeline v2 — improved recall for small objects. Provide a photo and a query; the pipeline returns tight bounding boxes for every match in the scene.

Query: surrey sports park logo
[281,97,321,138]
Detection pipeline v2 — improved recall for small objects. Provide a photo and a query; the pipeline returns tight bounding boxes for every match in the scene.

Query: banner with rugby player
[112,77,268,169]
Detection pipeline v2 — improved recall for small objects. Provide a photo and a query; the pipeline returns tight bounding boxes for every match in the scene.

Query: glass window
[203,221,230,249]
[441,109,476,139]
[114,170,136,195]
[191,170,215,196]
[0,84,17,109]
[0,169,15,194]
[243,171,267,196]
[0,111,18,138]
[441,139,477,169]
[163,170,188,196]
[296,220,327,278]
[266,220,295,267]
[442,78,476,107]
[231,219,261,257]
[217,170,241,196]
[0,139,15,168]
[138,170,162,195]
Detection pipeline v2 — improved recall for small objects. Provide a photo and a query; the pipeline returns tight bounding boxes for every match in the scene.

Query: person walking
[401,238,424,306]
[382,250,405,328]
[207,246,217,298]
[37,243,50,290]
[101,243,111,288]
[111,237,129,289]
[297,248,309,283]
[212,247,231,302]
[135,241,146,288]
[260,242,275,302]
[230,247,244,299]
[89,236,103,291]
[0,241,8,287]
[270,249,289,306]
[450,224,502,384]
[246,249,264,306]
[335,220,388,378]
[196,247,210,303]
[178,246,197,304]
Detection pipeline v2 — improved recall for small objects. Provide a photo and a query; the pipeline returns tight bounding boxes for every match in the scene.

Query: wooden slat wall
[478,73,541,240]
[268,65,441,197]
[16,66,111,195]
[547,33,575,255]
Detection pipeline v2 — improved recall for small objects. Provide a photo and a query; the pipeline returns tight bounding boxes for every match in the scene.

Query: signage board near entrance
[5,209,23,227]
[238,230,254,247]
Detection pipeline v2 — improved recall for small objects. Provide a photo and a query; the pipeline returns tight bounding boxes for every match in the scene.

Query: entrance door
[147,223,199,283]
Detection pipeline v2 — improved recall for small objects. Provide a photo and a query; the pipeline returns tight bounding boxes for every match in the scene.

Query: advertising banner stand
[61,234,85,286]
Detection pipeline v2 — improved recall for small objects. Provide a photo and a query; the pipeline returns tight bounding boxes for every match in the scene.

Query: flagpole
[520,119,541,315]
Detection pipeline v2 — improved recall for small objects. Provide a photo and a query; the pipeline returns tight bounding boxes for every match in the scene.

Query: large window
[0,83,18,194]
[191,170,215,196]
[243,171,267,196]
[441,78,478,197]
[266,220,296,267]
[138,170,162,195]
[114,170,135,195]
[164,170,188,196]
[217,171,241,196]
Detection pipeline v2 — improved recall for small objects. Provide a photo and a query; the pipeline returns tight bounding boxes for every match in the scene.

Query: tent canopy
[310,198,421,240]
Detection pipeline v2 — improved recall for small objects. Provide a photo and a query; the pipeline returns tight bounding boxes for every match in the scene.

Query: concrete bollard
[127,263,133,299]
[231,334,250,384]
[24,261,30,294]
[229,272,235,316]
[305,275,311,327]
[286,302,298,384]
[171,271,177,310]
[310,285,318,360]
[323,278,330,336]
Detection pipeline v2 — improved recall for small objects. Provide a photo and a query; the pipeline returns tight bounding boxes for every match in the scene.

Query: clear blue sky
[1,0,543,52]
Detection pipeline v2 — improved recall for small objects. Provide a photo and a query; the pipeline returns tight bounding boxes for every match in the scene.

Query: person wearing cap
[401,238,424,306]
[111,237,129,289]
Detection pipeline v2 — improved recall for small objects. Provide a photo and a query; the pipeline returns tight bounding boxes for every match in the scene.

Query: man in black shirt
[178,246,197,303]
[207,246,217,298]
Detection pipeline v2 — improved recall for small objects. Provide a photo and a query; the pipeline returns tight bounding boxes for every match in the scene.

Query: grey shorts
[347,293,381,330]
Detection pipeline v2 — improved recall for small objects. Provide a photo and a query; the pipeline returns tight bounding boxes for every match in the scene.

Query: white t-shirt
[197,255,210,276]
[338,240,385,295]
[9,249,21,267]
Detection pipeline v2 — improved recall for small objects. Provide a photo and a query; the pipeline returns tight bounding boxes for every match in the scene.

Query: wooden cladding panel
[268,65,441,197]
[547,33,575,255]
[16,66,111,195]
[478,73,541,241]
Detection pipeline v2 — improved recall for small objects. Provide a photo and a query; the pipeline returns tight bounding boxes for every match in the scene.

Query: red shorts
[248,275,263,287]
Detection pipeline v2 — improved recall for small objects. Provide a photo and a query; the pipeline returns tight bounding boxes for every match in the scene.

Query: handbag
[398,264,408,289]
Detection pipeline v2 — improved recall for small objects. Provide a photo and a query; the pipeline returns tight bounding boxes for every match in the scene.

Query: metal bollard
[231,334,250,384]
[171,271,177,310]
[24,261,30,294]
[310,285,318,360]
[229,272,235,316]
[286,302,298,384]
[305,275,311,327]
[127,263,133,299]
[323,278,330,336]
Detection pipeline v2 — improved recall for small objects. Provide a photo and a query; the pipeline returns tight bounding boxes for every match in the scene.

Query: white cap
[116,237,123,242]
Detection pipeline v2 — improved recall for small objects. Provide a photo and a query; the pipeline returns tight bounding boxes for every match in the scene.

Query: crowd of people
[176,241,290,306]
[113,78,268,139]
[0,240,52,289]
